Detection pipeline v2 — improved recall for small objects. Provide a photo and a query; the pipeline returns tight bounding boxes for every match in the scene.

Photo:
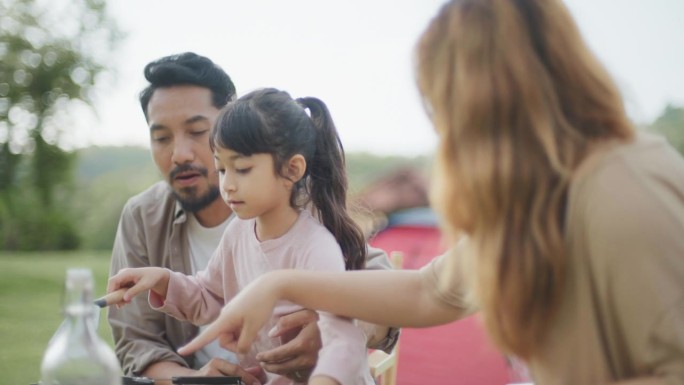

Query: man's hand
[256,309,322,382]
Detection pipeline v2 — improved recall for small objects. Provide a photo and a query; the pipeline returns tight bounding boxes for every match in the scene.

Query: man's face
[146,85,222,212]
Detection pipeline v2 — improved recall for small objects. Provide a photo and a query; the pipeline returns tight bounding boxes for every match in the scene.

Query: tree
[0,0,122,250]
[648,104,684,156]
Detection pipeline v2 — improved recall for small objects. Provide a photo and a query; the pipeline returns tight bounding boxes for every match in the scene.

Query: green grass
[0,251,114,385]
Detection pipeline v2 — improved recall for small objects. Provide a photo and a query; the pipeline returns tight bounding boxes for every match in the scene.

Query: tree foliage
[0,0,121,250]
[648,104,684,156]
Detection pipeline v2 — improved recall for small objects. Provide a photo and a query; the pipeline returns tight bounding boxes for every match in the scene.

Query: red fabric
[370,225,516,385]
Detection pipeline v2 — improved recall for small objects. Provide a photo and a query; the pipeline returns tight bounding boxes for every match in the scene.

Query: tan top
[421,133,684,384]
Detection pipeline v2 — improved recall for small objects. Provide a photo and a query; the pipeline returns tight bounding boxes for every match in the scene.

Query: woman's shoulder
[567,135,684,345]
[572,132,684,210]
[569,132,684,265]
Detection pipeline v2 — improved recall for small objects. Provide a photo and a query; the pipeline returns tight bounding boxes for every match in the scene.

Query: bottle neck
[62,269,98,330]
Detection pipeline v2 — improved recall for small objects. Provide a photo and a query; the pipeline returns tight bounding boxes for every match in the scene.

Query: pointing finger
[177,319,225,356]
[237,321,261,355]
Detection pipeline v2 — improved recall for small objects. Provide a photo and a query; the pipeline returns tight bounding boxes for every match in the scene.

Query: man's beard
[168,164,222,213]
[172,184,221,213]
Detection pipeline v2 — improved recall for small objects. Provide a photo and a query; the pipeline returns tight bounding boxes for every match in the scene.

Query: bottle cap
[66,268,94,290]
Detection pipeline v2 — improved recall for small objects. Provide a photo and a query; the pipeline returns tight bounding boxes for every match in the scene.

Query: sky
[76,0,684,156]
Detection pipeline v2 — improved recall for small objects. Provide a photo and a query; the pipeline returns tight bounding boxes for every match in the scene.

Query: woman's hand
[178,273,281,356]
[106,267,171,305]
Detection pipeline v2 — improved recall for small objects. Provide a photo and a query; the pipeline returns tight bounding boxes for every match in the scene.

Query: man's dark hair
[139,52,236,119]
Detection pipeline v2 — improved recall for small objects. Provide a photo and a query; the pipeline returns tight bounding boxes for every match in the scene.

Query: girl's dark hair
[212,88,366,270]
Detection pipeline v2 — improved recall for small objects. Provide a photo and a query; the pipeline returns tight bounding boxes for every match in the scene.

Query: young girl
[177,1,684,384]
[107,88,374,385]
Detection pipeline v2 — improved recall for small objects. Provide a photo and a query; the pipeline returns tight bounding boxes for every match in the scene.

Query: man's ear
[285,154,307,183]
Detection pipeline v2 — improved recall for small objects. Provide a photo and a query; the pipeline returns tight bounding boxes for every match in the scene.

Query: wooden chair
[368,251,403,385]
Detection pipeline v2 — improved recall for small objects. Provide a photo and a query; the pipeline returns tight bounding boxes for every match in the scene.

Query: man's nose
[171,138,194,165]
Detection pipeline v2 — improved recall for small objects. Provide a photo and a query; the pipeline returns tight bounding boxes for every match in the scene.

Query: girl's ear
[286,154,307,183]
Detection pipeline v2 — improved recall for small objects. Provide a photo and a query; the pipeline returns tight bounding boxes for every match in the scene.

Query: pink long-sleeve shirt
[152,210,373,385]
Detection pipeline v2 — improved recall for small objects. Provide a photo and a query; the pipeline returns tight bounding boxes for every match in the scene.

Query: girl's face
[213,146,294,221]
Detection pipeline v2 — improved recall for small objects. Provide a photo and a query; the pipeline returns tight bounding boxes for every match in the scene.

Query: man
[108,52,399,384]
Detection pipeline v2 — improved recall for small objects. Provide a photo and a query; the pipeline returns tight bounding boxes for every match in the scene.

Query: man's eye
[191,130,208,137]
[152,136,169,143]
[235,167,251,174]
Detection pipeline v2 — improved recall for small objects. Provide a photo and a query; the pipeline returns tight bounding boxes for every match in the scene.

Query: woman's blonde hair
[416,0,634,358]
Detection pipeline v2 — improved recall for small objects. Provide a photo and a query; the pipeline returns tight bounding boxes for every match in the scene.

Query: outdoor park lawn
[0,251,115,385]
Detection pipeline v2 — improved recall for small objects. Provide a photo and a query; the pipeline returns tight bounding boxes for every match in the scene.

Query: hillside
[72,146,431,250]
[76,146,156,182]
[73,146,158,250]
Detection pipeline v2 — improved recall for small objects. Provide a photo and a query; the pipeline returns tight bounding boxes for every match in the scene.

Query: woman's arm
[275,269,460,327]
[179,267,464,356]
[359,246,400,352]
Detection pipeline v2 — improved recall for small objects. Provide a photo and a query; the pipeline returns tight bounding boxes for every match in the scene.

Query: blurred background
[1,0,683,253]
[1,0,682,384]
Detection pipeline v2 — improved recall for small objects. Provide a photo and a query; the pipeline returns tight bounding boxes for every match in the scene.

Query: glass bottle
[40,268,121,385]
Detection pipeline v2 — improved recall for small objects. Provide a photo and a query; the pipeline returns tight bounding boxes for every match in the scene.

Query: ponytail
[296,97,367,271]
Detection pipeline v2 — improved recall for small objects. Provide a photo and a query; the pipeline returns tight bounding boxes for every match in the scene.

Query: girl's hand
[106,267,170,305]
[178,274,280,356]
